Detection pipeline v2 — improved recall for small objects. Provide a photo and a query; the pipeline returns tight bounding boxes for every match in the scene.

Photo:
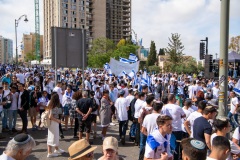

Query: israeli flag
[129,53,138,62]
[104,63,110,70]
[119,57,136,63]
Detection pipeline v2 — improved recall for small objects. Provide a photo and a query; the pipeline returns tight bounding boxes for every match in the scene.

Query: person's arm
[232,138,239,147]
[204,133,211,149]
[184,120,191,135]
[49,110,61,123]
[141,126,148,136]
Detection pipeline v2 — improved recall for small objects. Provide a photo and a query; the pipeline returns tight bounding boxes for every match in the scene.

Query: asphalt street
[0,117,139,160]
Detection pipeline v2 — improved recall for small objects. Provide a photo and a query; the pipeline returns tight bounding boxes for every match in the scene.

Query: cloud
[132,0,240,60]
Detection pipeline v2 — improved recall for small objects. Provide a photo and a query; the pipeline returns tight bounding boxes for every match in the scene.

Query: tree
[147,41,157,66]
[25,51,36,62]
[229,36,240,53]
[158,48,165,55]
[88,37,116,55]
[117,39,126,48]
[165,33,185,64]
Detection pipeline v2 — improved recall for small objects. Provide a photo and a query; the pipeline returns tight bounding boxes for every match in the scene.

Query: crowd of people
[0,64,240,160]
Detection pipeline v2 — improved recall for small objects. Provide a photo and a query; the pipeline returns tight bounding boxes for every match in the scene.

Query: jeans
[2,109,9,128]
[8,110,17,130]
[135,121,140,144]
[18,109,28,132]
[139,132,147,160]
[172,131,184,160]
[228,112,239,128]
[130,122,136,138]
[119,120,128,138]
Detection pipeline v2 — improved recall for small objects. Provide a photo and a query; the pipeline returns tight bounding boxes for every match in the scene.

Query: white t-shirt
[134,99,145,118]
[144,129,172,159]
[230,97,239,114]
[186,111,202,137]
[211,133,240,160]
[142,113,161,135]
[16,73,25,84]
[212,87,220,99]
[125,95,134,107]
[115,97,128,121]
[18,92,23,109]
[10,92,19,110]
[188,85,193,99]
[232,127,240,141]
[53,86,63,104]
[161,104,185,131]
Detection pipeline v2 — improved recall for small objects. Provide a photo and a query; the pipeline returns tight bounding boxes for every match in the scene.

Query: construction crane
[35,0,40,61]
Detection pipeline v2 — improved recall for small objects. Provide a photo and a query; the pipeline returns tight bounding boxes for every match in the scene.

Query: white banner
[109,58,139,76]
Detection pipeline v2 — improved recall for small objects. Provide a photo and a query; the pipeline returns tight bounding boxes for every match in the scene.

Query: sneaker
[60,135,64,139]
[121,136,125,145]
[54,148,65,155]
[47,153,59,158]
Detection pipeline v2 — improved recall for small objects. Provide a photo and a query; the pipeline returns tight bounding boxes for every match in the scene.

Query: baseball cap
[103,137,118,151]
[119,90,125,95]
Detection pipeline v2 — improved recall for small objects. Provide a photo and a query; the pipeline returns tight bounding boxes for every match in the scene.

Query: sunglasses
[85,151,93,158]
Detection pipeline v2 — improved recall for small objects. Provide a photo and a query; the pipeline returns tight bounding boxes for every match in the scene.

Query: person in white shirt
[115,90,128,144]
[144,115,173,160]
[211,118,240,160]
[134,92,146,146]
[53,82,63,104]
[8,85,19,134]
[184,100,206,138]
[2,82,11,132]
[207,136,231,160]
[161,94,186,160]
[212,83,220,99]
[227,91,239,129]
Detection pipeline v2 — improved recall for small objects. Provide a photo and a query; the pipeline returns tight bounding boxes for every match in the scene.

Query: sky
[0,0,239,60]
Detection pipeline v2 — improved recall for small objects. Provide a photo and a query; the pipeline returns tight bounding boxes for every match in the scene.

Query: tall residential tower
[43,0,131,59]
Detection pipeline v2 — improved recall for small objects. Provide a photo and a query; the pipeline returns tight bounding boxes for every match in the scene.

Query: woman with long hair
[47,93,65,158]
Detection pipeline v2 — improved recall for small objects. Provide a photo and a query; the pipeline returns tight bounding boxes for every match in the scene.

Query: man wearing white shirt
[134,92,145,146]
[0,87,6,139]
[53,82,63,104]
[115,90,128,144]
[161,94,186,159]
[212,83,220,99]
[227,91,239,128]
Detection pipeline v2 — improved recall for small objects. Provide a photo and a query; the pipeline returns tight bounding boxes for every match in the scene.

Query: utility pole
[217,0,230,118]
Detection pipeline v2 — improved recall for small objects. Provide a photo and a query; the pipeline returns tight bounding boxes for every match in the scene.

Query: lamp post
[15,14,28,67]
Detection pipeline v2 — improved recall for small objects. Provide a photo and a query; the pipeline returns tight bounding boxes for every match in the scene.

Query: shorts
[91,114,97,123]
[79,119,91,133]
[29,107,38,117]
[63,106,69,116]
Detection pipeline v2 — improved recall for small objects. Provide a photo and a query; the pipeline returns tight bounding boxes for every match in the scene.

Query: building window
[72,11,75,15]
[64,3,68,9]
[81,19,84,23]
[63,0,68,2]
[72,5,76,10]
[63,17,68,21]
[72,0,76,3]
[74,24,77,28]
[80,7,84,11]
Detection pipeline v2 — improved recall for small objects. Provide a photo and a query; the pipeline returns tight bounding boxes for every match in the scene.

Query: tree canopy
[229,36,240,53]
[147,41,157,66]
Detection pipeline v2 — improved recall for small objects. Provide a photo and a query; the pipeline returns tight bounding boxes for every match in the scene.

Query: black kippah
[13,134,30,145]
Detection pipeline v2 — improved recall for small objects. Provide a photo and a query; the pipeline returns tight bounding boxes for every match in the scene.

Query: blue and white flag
[129,53,138,62]
[104,63,110,70]
[119,57,136,64]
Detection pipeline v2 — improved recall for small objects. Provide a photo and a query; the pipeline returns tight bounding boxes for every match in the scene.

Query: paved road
[0,117,139,160]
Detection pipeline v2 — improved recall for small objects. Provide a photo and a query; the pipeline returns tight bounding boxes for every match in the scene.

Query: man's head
[167,94,176,104]
[197,100,207,111]
[5,134,35,160]
[156,115,173,134]
[213,118,231,133]
[18,83,25,91]
[3,82,9,89]
[119,90,125,97]
[142,85,148,93]
[138,92,145,100]
[146,94,155,105]
[152,101,163,113]
[181,138,207,160]
[102,137,118,160]
[202,106,218,119]
[230,91,236,98]
[211,136,230,160]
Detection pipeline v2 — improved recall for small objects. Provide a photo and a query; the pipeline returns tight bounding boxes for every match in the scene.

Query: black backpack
[156,83,162,93]
[130,98,137,119]
[91,98,98,112]
[184,85,188,95]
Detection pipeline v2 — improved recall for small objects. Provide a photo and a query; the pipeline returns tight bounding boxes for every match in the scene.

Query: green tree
[88,37,116,55]
[147,41,157,66]
[165,33,185,65]
[25,51,36,62]
[158,48,165,55]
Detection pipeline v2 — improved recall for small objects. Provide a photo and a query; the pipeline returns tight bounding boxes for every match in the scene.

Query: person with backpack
[138,94,155,160]
[46,93,65,158]
[129,91,138,142]
[37,90,49,130]
[155,80,163,101]
[115,90,128,145]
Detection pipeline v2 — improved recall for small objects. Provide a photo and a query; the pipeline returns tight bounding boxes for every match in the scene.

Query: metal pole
[15,19,18,67]
[54,27,57,85]
[217,0,230,118]
[206,37,208,55]
[82,29,85,90]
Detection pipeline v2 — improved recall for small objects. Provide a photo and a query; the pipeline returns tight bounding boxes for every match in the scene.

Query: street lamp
[15,14,28,66]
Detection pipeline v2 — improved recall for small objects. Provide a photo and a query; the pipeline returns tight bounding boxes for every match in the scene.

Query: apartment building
[22,32,43,61]
[0,36,13,64]
[43,0,131,59]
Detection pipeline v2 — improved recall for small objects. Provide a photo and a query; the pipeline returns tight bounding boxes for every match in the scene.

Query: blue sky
[0,0,239,60]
